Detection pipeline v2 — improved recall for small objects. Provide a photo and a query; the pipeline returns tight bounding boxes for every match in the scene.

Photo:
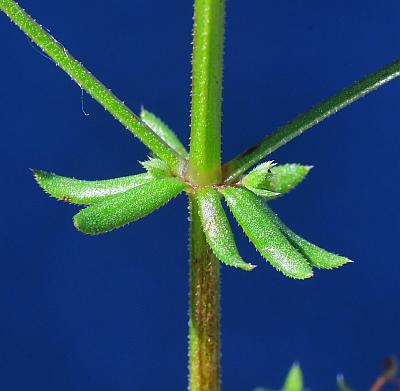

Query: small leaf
[141,108,189,158]
[196,188,255,271]
[264,204,351,269]
[266,164,312,195]
[282,363,303,391]
[33,169,151,204]
[337,374,356,391]
[245,187,280,199]
[73,178,186,234]
[241,160,276,189]
[140,158,171,178]
[241,163,311,199]
[219,187,313,279]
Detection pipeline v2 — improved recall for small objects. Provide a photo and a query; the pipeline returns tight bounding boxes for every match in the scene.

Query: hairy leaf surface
[244,187,280,199]
[219,187,313,279]
[264,205,350,269]
[33,170,151,204]
[241,161,276,189]
[74,178,186,234]
[241,162,311,199]
[197,188,255,271]
[141,108,189,158]
[140,158,171,178]
[267,164,312,195]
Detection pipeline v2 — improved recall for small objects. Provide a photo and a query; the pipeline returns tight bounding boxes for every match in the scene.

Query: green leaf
[223,59,400,182]
[219,187,313,279]
[73,178,186,234]
[282,363,303,391]
[140,158,171,178]
[245,187,280,199]
[241,162,311,199]
[140,108,189,158]
[196,188,255,271]
[337,374,356,391]
[241,161,277,189]
[33,169,152,205]
[264,204,351,269]
[266,164,312,195]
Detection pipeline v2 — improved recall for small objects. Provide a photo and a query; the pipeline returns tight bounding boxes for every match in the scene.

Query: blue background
[1,1,399,390]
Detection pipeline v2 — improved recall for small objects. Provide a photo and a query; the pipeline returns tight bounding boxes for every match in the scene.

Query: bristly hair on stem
[187,0,225,186]
[1,0,400,390]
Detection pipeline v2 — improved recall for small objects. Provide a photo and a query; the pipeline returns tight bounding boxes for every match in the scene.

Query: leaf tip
[243,263,257,271]
[303,270,314,279]
[285,267,313,280]
[72,214,81,231]
[31,168,52,192]
[31,168,44,180]
[288,361,301,374]
[73,215,96,235]
[73,213,92,235]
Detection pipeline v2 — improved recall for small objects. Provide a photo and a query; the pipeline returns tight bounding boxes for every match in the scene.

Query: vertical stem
[189,195,221,391]
[188,1,225,388]
[188,0,225,185]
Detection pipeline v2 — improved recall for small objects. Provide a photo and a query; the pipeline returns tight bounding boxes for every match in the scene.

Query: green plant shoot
[1,0,400,389]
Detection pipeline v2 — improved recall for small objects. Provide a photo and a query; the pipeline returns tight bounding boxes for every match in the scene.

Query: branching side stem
[223,59,400,182]
[0,0,182,171]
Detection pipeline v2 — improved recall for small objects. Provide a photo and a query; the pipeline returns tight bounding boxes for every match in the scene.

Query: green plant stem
[223,59,400,182]
[188,0,225,185]
[187,1,225,388]
[0,0,182,171]
[189,195,221,391]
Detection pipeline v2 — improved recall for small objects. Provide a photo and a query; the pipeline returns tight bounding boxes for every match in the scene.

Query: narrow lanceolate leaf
[264,204,350,269]
[33,169,151,204]
[282,363,304,391]
[219,187,313,279]
[0,0,182,171]
[223,59,400,182]
[140,108,189,158]
[73,178,186,234]
[196,188,255,271]
[266,164,312,195]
